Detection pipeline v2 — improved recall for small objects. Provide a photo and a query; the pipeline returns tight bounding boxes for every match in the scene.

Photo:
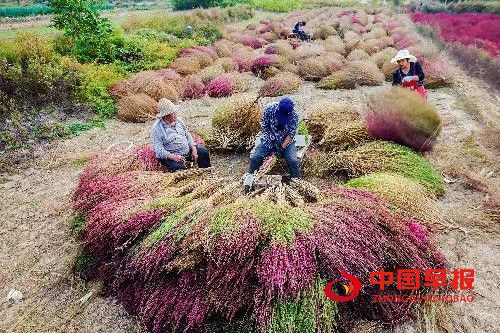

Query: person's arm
[282,111,299,148]
[414,61,425,82]
[261,106,273,142]
[392,70,401,86]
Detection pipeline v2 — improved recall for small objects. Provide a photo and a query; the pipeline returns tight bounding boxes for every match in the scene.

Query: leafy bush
[364,87,442,152]
[251,0,301,12]
[50,0,121,63]
[77,63,126,118]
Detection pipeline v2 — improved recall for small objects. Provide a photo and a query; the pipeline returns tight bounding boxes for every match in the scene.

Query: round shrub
[346,48,370,61]
[371,47,397,68]
[259,72,302,97]
[364,87,442,152]
[298,57,330,81]
[108,80,132,99]
[206,74,237,97]
[420,58,452,89]
[117,93,157,123]
[199,64,226,84]
[180,75,205,100]
[323,36,346,55]
[171,56,201,76]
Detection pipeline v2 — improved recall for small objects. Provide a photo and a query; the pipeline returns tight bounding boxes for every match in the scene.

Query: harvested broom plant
[309,140,444,196]
[344,172,442,224]
[72,146,448,332]
[364,87,442,152]
[210,93,262,150]
[306,103,360,142]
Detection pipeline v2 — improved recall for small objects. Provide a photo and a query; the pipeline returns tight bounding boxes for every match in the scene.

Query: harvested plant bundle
[344,172,441,224]
[317,61,384,89]
[319,121,373,151]
[73,149,446,332]
[346,48,370,61]
[171,56,202,76]
[298,57,330,81]
[364,87,442,151]
[205,74,237,97]
[210,93,262,150]
[306,103,359,142]
[310,141,444,195]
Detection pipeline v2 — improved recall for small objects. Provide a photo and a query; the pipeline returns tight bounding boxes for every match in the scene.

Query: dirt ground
[1,45,499,333]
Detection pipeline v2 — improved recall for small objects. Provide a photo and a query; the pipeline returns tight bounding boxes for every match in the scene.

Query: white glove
[403,76,416,82]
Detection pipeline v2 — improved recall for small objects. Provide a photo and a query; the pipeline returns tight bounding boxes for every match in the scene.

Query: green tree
[49,0,119,63]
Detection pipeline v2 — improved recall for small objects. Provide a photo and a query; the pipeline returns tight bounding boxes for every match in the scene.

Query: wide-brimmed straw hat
[391,49,417,63]
[156,98,179,118]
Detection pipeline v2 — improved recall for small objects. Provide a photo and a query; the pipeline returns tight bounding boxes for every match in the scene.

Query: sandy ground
[1,49,499,332]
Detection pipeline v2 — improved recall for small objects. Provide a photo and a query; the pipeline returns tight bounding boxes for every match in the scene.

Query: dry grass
[171,56,202,76]
[298,57,330,81]
[259,72,302,97]
[306,103,359,142]
[210,93,263,150]
[117,93,157,123]
[346,48,370,61]
[317,60,384,89]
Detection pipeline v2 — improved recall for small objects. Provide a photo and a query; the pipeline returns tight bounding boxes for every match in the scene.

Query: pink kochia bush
[180,75,206,99]
[72,143,447,332]
[411,12,500,56]
[205,74,236,97]
[364,87,442,152]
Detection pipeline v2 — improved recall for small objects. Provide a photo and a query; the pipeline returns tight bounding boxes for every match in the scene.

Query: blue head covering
[277,97,294,129]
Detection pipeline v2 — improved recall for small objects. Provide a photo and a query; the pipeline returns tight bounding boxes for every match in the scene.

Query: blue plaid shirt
[261,102,299,150]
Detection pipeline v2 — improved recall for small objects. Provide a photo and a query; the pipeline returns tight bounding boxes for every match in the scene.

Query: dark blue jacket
[392,61,425,86]
[293,22,303,33]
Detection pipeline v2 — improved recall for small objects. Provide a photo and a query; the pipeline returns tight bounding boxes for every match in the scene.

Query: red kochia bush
[180,75,206,99]
[364,87,442,152]
[205,74,236,97]
[411,12,500,56]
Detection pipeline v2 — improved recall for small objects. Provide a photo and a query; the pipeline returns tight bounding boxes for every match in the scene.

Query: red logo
[324,269,362,302]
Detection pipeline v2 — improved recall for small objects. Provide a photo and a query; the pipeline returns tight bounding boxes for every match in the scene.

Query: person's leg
[248,143,272,174]
[283,143,301,178]
[157,158,186,172]
[195,146,211,168]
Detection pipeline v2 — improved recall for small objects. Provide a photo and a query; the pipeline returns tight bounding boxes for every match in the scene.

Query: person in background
[391,49,427,98]
[246,96,301,179]
[151,98,211,171]
[293,21,309,42]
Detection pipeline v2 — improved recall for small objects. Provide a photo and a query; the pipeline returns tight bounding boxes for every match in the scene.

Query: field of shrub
[0,4,254,169]
[1,1,500,332]
[411,12,499,88]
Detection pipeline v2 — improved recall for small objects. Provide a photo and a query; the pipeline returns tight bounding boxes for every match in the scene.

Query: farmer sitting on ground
[247,96,301,179]
[151,98,211,171]
[293,21,309,42]
[391,49,427,97]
